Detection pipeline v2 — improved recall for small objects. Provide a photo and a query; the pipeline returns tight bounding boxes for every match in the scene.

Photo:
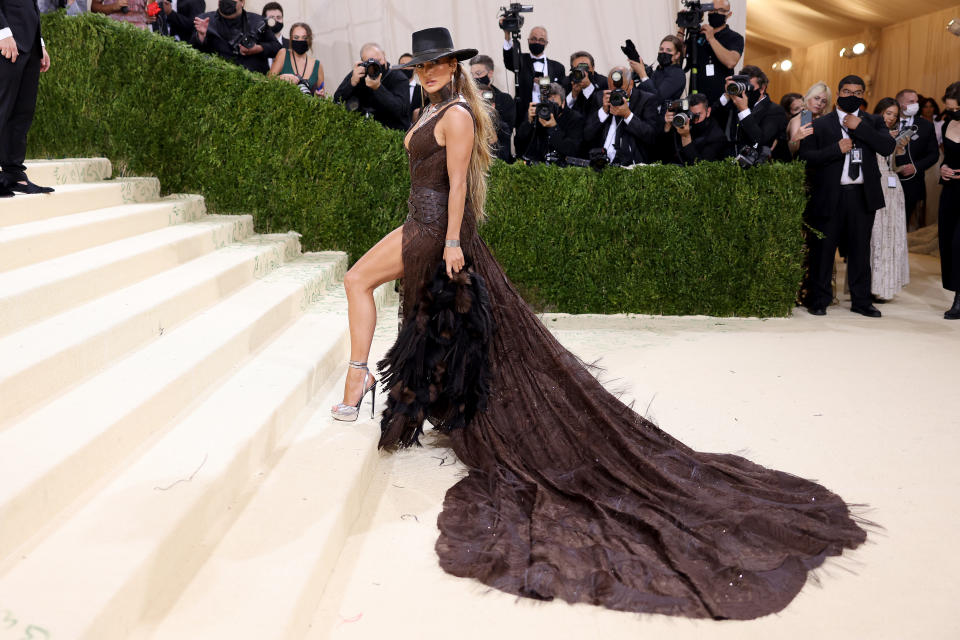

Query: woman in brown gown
[331,27,869,620]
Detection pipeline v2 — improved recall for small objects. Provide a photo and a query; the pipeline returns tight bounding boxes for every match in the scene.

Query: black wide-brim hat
[399,27,478,68]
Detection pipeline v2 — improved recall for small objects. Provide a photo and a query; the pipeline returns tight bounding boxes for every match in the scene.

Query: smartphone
[800,110,813,127]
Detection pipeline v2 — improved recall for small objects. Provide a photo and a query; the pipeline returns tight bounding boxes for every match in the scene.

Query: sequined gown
[388,98,868,620]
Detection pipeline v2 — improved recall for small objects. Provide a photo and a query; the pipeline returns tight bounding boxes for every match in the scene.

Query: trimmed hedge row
[30,12,807,316]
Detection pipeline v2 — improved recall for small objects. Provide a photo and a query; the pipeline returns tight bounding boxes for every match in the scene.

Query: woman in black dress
[938,82,960,320]
[331,27,869,620]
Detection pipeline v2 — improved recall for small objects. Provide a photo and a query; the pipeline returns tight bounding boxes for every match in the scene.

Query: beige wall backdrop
[209,0,747,95]
[752,5,960,106]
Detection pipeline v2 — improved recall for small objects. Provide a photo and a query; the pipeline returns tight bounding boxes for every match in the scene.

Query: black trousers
[805,184,876,309]
[0,33,42,186]
[939,182,960,292]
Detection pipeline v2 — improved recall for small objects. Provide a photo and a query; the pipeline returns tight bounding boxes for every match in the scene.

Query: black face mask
[400,68,414,80]
[708,12,727,28]
[270,20,283,34]
[528,42,545,56]
[218,0,238,15]
[657,52,674,68]
[837,96,863,113]
[942,109,960,123]
[475,74,490,86]
[290,40,308,55]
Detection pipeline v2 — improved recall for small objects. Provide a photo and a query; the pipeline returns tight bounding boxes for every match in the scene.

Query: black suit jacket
[654,117,729,165]
[502,46,565,121]
[0,0,41,52]
[713,96,788,157]
[584,88,659,165]
[334,67,410,131]
[488,84,517,162]
[896,116,940,201]
[514,104,583,162]
[560,71,608,120]
[189,11,281,74]
[799,110,897,215]
[155,0,202,41]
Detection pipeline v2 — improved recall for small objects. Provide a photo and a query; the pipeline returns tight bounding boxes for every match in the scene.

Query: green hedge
[30,12,807,316]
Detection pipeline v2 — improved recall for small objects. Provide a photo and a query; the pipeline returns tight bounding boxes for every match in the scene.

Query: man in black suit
[499,23,565,124]
[148,0,204,41]
[0,0,54,197]
[190,0,280,74]
[655,93,728,165]
[584,67,659,166]
[711,65,787,160]
[514,82,583,164]
[560,50,607,121]
[894,88,940,227]
[261,2,286,48]
[799,75,897,318]
[470,54,516,163]
[333,42,410,131]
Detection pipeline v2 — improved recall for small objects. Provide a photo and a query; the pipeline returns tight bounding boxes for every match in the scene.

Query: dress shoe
[871,294,890,304]
[9,179,54,195]
[0,186,13,198]
[945,293,960,320]
[807,306,826,316]
[851,304,882,318]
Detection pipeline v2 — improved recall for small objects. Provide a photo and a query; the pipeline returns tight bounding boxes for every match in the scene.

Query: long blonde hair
[451,62,496,222]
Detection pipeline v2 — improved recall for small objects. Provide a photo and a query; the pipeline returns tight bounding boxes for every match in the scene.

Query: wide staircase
[0,159,396,639]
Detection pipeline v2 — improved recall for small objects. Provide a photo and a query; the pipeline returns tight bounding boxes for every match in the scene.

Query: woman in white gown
[869,98,910,301]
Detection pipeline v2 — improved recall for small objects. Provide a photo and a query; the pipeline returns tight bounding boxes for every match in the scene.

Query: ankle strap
[348,360,368,369]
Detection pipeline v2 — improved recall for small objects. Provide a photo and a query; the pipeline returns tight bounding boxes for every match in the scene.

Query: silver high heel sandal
[331,360,377,422]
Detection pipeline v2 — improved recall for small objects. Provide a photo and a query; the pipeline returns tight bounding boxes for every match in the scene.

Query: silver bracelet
[444,239,460,248]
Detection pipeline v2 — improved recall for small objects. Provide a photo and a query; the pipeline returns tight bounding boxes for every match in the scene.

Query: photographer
[677,0,743,103]
[560,51,607,120]
[190,0,280,74]
[500,23,565,123]
[894,88,940,228]
[712,65,787,160]
[622,35,685,103]
[268,23,324,97]
[514,82,583,164]
[262,2,286,48]
[147,0,204,41]
[654,93,727,165]
[333,42,410,131]
[584,67,659,166]
[471,54,516,163]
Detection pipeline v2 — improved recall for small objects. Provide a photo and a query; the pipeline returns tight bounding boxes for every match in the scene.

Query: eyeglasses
[528,37,548,44]
[710,9,730,15]
[838,89,865,97]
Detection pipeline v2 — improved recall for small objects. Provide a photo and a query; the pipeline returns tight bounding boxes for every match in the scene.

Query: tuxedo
[334,67,410,131]
[0,0,43,187]
[514,103,583,163]
[502,44,565,123]
[584,88,659,166]
[895,115,940,219]
[712,94,788,158]
[560,71,608,121]
[799,109,897,309]
[654,117,728,165]
[487,84,517,163]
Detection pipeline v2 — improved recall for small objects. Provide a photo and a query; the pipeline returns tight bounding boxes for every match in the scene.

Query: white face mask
[902,103,919,117]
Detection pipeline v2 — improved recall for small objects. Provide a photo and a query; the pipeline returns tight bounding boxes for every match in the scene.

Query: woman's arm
[439,104,474,277]
[316,61,325,96]
[268,48,285,77]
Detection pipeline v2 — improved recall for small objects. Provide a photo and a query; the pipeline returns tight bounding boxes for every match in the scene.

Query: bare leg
[335,225,404,409]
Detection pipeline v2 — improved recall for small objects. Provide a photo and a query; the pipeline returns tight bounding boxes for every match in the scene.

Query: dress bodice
[943,134,960,172]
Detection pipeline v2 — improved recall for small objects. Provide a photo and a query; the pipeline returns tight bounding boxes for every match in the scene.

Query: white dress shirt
[596,108,635,162]
[566,83,595,108]
[503,39,547,103]
[837,107,865,186]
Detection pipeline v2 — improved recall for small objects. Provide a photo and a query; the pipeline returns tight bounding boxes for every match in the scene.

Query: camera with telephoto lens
[297,79,312,95]
[571,63,591,84]
[230,17,275,55]
[359,58,384,79]
[499,3,534,36]
[676,0,715,31]
[665,99,700,128]
[736,143,772,169]
[609,89,628,107]
[725,75,751,97]
[482,89,495,102]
